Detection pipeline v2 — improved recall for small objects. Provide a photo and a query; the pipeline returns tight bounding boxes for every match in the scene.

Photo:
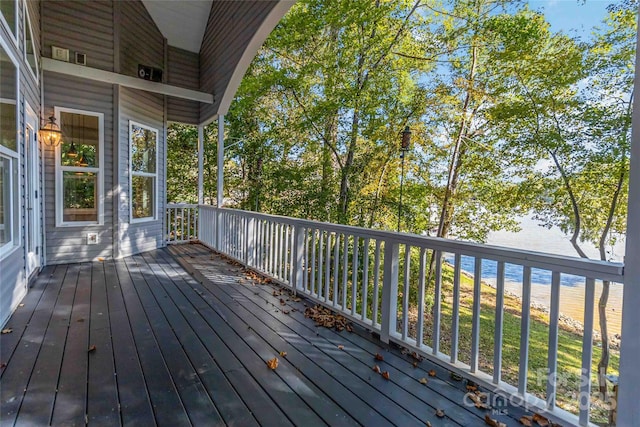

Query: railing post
[247,216,255,267]
[293,225,305,293]
[380,241,399,344]
[215,209,222,251]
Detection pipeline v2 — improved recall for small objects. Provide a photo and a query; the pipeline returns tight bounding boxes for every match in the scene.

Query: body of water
[449,216,624,335]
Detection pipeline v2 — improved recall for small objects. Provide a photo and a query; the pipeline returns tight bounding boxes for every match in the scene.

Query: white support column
[217,115,224,208]
[617,10,640,427]
[197,125,204,205]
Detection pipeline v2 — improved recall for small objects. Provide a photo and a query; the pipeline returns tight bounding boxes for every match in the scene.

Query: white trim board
[42,58,213,104]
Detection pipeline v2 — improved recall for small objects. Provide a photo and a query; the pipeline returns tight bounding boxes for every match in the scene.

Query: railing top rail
[199,205,624,282]
[167,203,199,208]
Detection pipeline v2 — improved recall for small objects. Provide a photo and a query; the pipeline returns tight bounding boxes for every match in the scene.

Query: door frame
[25,104,42,278]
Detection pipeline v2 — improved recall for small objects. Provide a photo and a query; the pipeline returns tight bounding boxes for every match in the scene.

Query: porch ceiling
[141,0,212,53]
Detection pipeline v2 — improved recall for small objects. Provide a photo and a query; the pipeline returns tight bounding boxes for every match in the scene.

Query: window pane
[0,156,11,245]
[131,125,156,173]
[60,112,99,167]
[63,171,97,222]
[0,0,16,35]
[0,45,17,152]
[24,8,37,77]
[132,175,155,219]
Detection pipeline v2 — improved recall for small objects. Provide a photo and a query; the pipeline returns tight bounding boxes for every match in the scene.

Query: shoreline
[447,262,622,348]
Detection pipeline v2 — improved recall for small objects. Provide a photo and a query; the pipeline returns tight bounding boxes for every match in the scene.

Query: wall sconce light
[38,115,63,147]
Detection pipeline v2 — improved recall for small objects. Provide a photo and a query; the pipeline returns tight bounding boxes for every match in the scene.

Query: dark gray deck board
[87,261,120,425]
[147,250,357,427]
[15,263,80,426]
[50,262,92,427]
[104,260,156,427]
[1,244,535,427]
[114,259,191,427]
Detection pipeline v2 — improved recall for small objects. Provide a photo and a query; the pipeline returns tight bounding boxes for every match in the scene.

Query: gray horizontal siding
[0,248,26,327]
[42,72,114,265]
[119,0,164,79]
[167,46,199,124]
[118,87,165,258]
[199,1,277,121]
[42,0,114,72]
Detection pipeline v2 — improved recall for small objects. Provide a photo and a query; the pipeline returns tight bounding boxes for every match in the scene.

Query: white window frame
[55,107,105,227]
[0,35,20,260]
[22,0,38,83]
[0,0,18,46]
[129,121,158,223]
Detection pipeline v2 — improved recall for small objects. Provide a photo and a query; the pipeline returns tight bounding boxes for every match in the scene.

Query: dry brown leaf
[279,298,286,306]
[0,362,6,369]
[346,324,353,332]
[428,369,436,377]
[466,384,478,392]
[426,422,432,427]
[279,351,287,357]
[338,345,344,350]
[375,353,384,361]
[435,409,445,418]
[412,361,418,368]
[419,377,428,385]
[381,371,390,380]
[475,391,488,401]
[292,297,301,302]
[88,345,97,353]
[519,416,533,426]
[466,393,490,410]
[484,414,507,427]
[273,291,279,297]
[283,310,290,315]
[18,304,24,307]
[372,365,381,373]
[97,257,105,262]
[1,328,12,334]
[532,414,549,427]
[266,357,279,370]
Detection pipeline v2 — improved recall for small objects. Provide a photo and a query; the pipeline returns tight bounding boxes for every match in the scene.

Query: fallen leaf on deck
[98,257,104,262]
[338,345,344,350]
[273,291,279,296]
[435,409,445,418]
[450,372,463,381]
[484,414,506,427]
[419,377,428,385]
[77,318,85,322]
[18,304,24,307]
[372,365,381,373]
[266,357,279,370]
[88,345,97,353]
[346,324,353,332]
[466,384,478,392]
[279,298,286,306]
[411,351,422,361]
[292,297,301,302]
[466,392,490,409]
[426,421,432,427]
[0,362,6,369]
[413,361,418,368]
[1,328,12,334]
[279,351,287,357]
[428,369,436,377]
[532,414,549,427]
[519,415,533,426]
[475,391,488,401]
[374,353,384,361]
[381,371,390,380]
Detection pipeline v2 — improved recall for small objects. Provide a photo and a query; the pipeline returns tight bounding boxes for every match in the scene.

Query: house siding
[167,45,199,124]
[42,73,114,264]
[199,1,277,122]
[42,0,114,72]
[119,0,164,79]
[118,87,166,258]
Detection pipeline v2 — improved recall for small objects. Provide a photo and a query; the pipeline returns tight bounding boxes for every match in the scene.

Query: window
[0,39,19,258]
[0,0,17,40]
[56,108,104,226]
[23,0,38,81]
[129,121,158,222]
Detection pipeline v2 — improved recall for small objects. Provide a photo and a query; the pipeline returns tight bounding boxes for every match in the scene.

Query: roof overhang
[141,0,212,53]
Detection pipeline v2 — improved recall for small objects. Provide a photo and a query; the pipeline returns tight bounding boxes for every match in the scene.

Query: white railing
[166,204,199,244]
[193,205,624,426]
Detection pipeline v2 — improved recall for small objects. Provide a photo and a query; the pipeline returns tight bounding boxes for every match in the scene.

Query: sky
[528,0,611,39]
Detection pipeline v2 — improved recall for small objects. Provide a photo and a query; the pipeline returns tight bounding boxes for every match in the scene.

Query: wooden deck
[1,244,530,426]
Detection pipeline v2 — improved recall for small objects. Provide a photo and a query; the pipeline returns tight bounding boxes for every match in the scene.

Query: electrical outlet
[75,52,86,66]
[52,46,69,62]
[87,232,99,245]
